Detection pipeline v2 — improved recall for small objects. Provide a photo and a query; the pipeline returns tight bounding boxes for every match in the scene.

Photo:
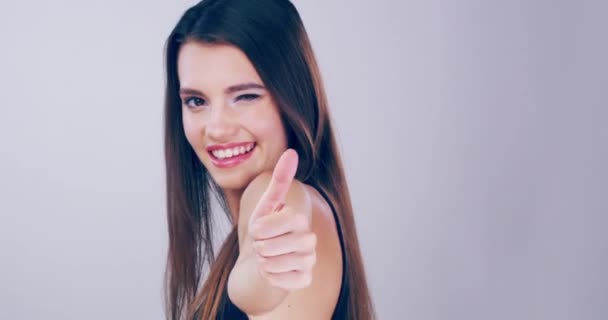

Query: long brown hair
[163,0,375,318]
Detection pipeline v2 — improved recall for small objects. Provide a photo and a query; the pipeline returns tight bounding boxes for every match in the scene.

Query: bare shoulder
[300,184,344,314]
[301,184,343,272]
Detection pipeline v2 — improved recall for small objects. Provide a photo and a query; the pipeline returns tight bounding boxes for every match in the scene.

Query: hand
[248,149,317,291]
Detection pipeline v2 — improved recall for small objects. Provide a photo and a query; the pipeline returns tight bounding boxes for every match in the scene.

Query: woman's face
[177,41,288,192]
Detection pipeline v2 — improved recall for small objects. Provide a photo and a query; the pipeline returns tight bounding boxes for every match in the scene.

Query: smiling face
[177,41,288,193]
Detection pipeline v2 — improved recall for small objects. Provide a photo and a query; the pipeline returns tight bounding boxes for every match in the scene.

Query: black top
[219,293,248,320]
[219,188,348,319]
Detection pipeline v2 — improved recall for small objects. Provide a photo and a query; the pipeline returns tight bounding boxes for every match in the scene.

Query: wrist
[227,252,289,316]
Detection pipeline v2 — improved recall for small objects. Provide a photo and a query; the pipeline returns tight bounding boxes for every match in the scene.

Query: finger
[259,269,313,290]
[249,149,298,222]
[249,210,309,240]
[258,252,316,273]
[253,232,317,257]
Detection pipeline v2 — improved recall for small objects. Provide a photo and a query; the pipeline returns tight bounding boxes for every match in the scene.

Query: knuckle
[299,232,316,252]
[268,276,281,288]
[308,233,317,248]
[256,257,266,269]
[301,272,313,287]
[309,253,317,267]
[257,266,268,279]
[295,214,308,230]
[270,245,283,257]
[249,223,262,239]
[256,241,272,256]
[253,240,263,251]
[271,242,287,257]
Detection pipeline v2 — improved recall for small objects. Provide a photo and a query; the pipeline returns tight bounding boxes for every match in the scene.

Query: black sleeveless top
[218,291,248,319]
[218,187,349,320]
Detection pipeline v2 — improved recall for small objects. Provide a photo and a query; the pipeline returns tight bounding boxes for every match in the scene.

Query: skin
[177,42,343,319]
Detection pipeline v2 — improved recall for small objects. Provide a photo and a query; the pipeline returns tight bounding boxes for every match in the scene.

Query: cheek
[182,113,202,147]
[252,111,287,148]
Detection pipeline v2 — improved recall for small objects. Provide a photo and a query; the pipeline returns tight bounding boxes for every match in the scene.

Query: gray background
[1,0,606,319]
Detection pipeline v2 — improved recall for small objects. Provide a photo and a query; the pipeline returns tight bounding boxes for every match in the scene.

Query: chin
[215,178,247,191]
[209,169,255,192]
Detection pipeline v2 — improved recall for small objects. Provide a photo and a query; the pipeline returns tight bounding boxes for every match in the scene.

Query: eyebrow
[179,82,265,96]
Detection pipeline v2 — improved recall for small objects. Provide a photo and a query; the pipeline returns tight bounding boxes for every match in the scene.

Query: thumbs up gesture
[247,149,317,291]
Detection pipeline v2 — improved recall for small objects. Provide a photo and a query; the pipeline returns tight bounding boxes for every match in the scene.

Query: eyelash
[236,94,260,102]
[183,97,206,108]
[182,94,261,109]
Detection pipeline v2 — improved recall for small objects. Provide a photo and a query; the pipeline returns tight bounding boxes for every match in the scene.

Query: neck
[224,189,244,225]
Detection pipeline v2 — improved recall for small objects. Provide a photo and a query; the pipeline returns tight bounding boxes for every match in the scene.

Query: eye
[183,97,207,109]
[236,93,260,102]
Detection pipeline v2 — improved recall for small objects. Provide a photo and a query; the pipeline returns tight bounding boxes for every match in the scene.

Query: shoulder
[301,183,344,310]
[273,183,343,318]
[301,184,342,264]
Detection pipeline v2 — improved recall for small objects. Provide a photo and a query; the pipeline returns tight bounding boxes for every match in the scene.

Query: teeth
[211,143,255,159]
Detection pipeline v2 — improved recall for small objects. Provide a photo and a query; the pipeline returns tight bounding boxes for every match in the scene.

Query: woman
[163,0,375,319]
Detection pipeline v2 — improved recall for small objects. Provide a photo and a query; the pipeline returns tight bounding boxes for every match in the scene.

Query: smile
[207,142,256,169]
[210,142,255,159]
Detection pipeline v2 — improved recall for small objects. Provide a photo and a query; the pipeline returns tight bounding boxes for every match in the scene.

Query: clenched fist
[247,149,317,290]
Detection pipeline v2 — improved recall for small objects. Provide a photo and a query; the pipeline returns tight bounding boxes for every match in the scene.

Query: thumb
[249,149,299,224]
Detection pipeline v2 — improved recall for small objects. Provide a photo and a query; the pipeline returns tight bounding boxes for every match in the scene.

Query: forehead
[177,41,262,91]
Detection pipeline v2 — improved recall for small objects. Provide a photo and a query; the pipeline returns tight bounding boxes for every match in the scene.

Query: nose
[205,103,238,142]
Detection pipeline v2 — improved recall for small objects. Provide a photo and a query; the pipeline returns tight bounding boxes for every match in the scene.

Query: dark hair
[163,0,375,319]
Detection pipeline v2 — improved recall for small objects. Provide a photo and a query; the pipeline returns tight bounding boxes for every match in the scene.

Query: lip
[206,141,254,152]
[207,142,256,169]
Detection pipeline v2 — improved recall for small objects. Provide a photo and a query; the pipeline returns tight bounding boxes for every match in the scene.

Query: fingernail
[254,240,263,249]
